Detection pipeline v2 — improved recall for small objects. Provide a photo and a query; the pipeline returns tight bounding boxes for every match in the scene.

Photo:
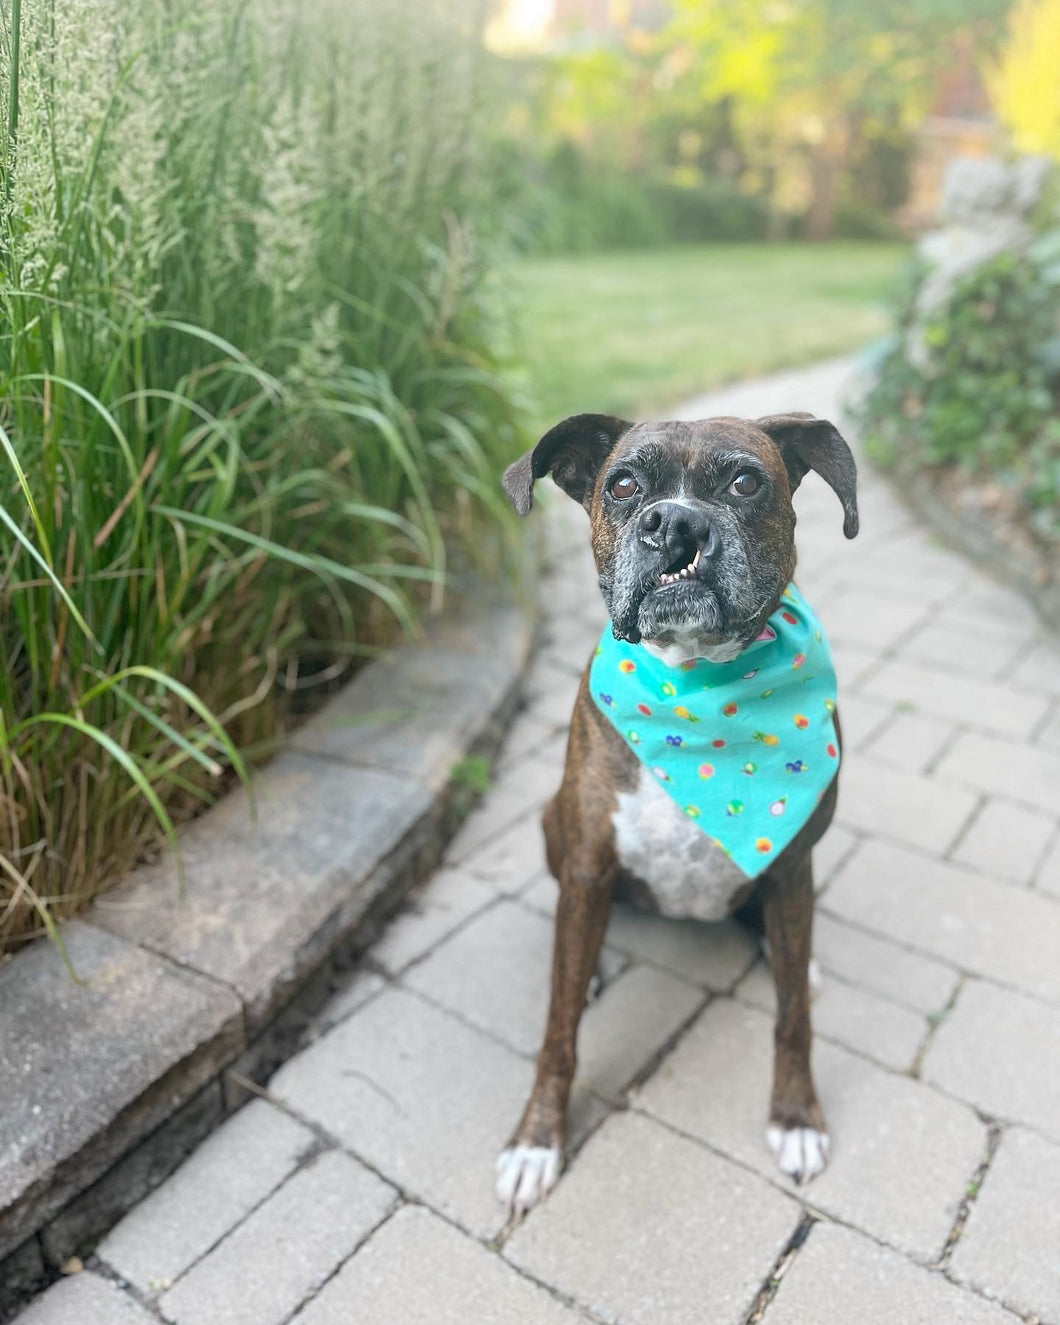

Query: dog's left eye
[729,472,760,497]
[609,474,639,500]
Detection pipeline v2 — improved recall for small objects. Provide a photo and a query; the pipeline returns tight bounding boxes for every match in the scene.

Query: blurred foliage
[490,138,769,252]
[988,0,1060,158]
[491,0,1013,251]
[859,234,1060,541]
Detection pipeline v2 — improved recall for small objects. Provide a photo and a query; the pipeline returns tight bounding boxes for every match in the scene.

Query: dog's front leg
[495,850,615,1215]
[762,852,829,1184]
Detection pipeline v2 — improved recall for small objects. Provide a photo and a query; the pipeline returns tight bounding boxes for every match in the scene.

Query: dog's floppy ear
[502,414,633,516]
[756,412,859,539]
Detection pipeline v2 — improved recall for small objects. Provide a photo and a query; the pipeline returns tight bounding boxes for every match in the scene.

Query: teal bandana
[589,584,840,879]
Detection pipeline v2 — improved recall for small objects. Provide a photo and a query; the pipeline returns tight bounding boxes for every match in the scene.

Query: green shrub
[0,0,522,952]
[644,178,771,244]
[493,138,769,254]
[829,196,905,242]
[859,237,1060,541]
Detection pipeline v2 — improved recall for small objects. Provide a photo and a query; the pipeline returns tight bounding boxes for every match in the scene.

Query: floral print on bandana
[590,584,840,879]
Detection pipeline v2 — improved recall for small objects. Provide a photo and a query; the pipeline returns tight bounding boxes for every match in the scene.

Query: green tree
[664,0,1012,237]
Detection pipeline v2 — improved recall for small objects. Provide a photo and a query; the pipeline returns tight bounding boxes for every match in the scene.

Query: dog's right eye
[729,472,760,497]
[609,475,639,500]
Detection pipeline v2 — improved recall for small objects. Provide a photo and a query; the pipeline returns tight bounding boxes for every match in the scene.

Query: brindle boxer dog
[494,411,858,1215]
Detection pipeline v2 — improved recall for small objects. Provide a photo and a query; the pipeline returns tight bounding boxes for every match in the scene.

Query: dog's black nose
[638,500,718,560]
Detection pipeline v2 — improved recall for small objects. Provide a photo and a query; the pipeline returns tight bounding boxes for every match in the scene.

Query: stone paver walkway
[17,358,1060,1324]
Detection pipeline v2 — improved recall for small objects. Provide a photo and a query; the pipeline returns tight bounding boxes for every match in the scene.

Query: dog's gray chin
[635,581,725,642]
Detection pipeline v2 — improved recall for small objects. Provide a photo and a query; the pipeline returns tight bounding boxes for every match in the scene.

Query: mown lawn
[510,242,909,427]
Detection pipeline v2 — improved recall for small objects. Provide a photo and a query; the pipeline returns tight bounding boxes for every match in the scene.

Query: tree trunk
[806,148,839,240]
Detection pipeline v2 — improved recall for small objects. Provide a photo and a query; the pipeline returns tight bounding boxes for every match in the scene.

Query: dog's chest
[611,770,748,921]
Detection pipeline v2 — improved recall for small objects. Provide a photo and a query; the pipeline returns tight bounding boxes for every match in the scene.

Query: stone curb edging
[841,365,1058,633]
[0,580,537,1311]
[891,455,1059,630]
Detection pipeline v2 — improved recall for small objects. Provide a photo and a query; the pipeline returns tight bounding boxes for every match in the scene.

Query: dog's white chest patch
[612,770,749,920]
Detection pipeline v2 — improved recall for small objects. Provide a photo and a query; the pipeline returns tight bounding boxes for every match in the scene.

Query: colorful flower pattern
[589,582,840,879]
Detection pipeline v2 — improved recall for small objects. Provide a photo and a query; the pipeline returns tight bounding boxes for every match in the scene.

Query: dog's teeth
[692,548,702,568]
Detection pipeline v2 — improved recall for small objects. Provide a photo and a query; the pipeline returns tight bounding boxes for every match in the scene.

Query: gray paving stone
[951,798,1056,884]
[315,969,389,1031]
[825,839,1060,1002]
[829,639,885,689]
[853,526,969,578]
[816,588,933,647]
[269,986,534,1238]
[736,960,925,1072]
[505,1110,799,1325]
[1037,702,1060,753]
[453,809,548,893]
[97,1100,315,1292]
[862,657,1051,739]
[489,751,565,814]
[369,869,495,975]
[675,353,852,424]
[811,913,958,1015]
[518,680,581,731]
[537,619,606,684]
[637,998,984,1259]
[402,900,554,1055]
[158,1152,394,1325]
[837,693,894,749]
[768,1221,1016,1325]
[443,788,538,864]
[950,1128,1060,1322]
[495,712,562,769]
[943,580,1043,632]
[291,1204,580,1325]
[518,872,560,915]
[576,963,704,1101]
[92,753,432,1028]
[1009,637,1060,698]
[604,906,758,991]
[922,980,1060,1140]
[521,655,582,714]
[820,552,968,604]
[13,1272,155,1324]
[861,710,957,774]
[933,731,1060,814]
[813,823,859,885]
[835,757,977,855]
[288,600,530,789]
[0,922,242,1261]
[1036,833,1060,898]
[900,617,1032,680]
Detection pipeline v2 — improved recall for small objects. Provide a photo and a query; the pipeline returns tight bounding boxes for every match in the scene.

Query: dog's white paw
[766,1124,830,1185]
[495,1145,561,1215]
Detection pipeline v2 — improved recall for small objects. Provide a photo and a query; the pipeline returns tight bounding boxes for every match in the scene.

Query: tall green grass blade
[0,503,97,646]
[152,504,418,632]
[9,712,183,887]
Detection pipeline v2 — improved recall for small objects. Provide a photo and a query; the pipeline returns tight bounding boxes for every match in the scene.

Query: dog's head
[503,412,858,664]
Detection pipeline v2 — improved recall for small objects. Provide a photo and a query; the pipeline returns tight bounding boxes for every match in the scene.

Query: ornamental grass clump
[0,0,522,953]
